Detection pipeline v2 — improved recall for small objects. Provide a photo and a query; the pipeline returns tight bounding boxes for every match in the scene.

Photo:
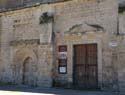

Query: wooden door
[73,44,98,89]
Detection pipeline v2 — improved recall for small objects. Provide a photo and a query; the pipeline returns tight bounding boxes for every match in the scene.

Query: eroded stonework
[0,0,125,91]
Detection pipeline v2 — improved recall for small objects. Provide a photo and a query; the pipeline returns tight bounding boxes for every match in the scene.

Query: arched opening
[13,49,38,86]
[22,57,37,86]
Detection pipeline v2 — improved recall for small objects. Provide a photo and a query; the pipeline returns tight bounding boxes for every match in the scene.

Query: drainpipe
[117,4,120,94]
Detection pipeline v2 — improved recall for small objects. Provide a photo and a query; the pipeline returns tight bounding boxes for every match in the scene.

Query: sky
[119,0,125,7]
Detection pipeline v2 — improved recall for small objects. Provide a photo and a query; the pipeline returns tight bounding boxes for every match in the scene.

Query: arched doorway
[13,49,38,86]
[22,57,37,86]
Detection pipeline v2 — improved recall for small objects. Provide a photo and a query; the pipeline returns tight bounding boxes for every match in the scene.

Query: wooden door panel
[74,45,86,88]
[86,66,98,88]
[74,44,98,89]
[74,66,86,88]
[74,45,86,65]
[87,44,97,65]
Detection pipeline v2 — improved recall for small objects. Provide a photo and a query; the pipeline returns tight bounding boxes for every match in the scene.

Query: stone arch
[13,48,38,86]
[65,22,105,34]
[14,48,37,64]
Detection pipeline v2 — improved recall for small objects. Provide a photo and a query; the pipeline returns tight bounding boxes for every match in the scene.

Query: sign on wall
[109,41,118,47]
[58,52,67,59]
[59,66,67,74]
[58,45,67,74]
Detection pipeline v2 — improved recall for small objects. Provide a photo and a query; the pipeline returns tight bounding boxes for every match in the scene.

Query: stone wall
[54,0,118,90]
[0,0,122,91]
[0,4,54,87]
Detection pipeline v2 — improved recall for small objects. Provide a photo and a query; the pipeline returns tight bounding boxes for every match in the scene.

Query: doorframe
[71,42,102,89]
[73,43,98,89]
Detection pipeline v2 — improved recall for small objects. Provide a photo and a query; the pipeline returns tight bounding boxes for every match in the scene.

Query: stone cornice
[10,39,40,46]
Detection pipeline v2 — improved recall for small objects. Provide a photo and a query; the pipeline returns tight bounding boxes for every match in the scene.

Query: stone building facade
[0,0,125,91]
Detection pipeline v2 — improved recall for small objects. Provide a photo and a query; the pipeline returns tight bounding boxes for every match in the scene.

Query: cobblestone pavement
[0,85,124,95]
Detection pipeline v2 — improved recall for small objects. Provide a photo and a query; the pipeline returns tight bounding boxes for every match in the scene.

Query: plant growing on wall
[119,6,125,14]
[39,12,53,24]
